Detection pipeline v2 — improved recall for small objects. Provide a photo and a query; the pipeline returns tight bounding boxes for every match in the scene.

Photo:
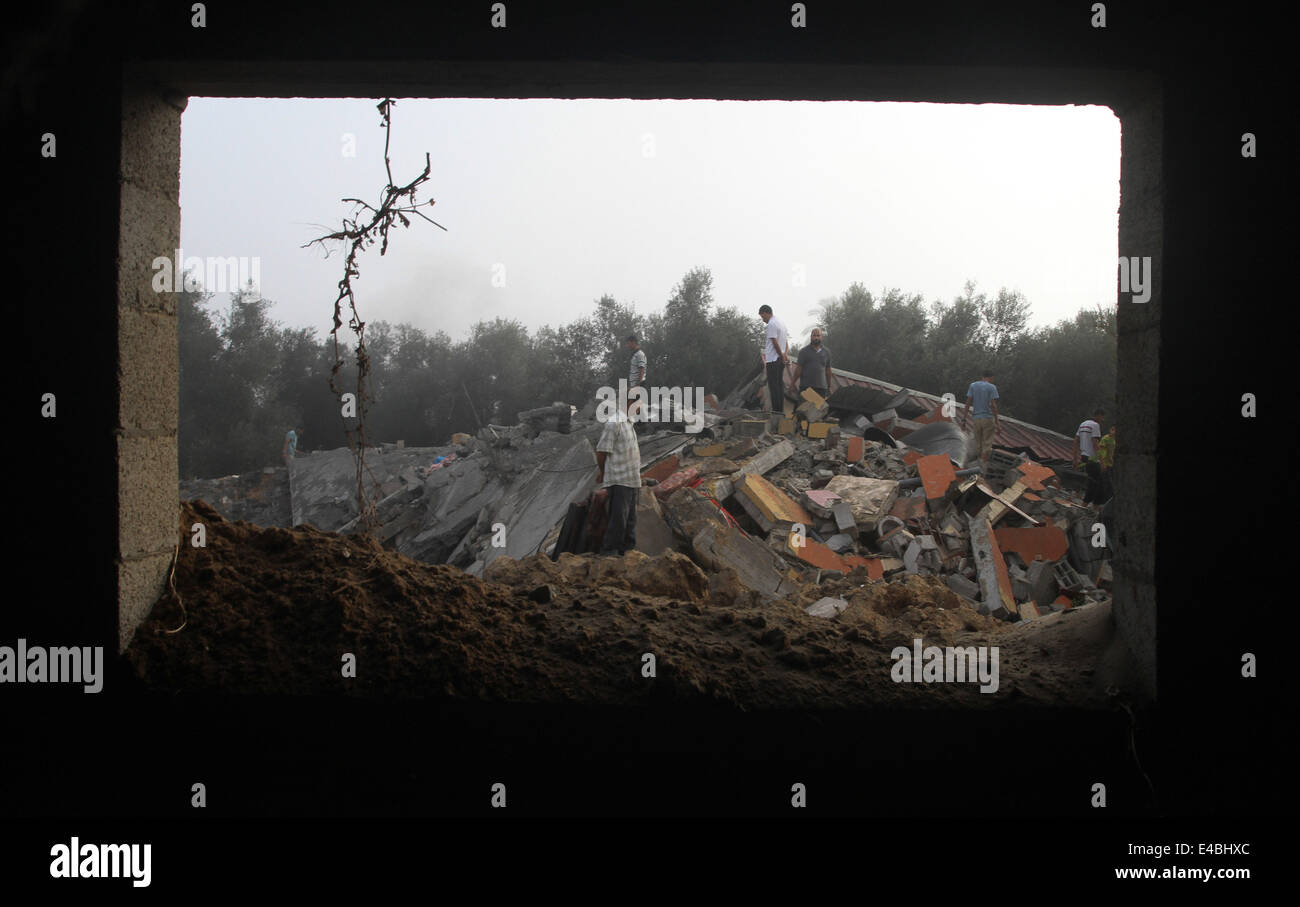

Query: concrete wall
[1113,86,1163,703]
[116,84,186,650]
[14,1,1274,709]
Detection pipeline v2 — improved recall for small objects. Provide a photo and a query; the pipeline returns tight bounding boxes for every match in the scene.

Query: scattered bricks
[1018,601,1041,621]
[807,421,837,439]
[842,555,886,580]
[945,573,980,602]
[880,527,916,560]
[652,465,702,500]
[722,438,758,460]
[993,525,1069,564]
[805,596,849,618]
[1053,559,1083,593]
[803,488,842,518]
[1025,559,1058,606]
[1014,460,1059,492]
[889,494,927,525]
[451,432,472,445]
[985,449,1025,484]
[1053,593,1074,610]
[968,514,1016,619]
[738,419,768,438]
[777,417,797,435]
[902,449,923,467]
[735,473,814,531]
[801,387,827,407]
[796,400,830,423]
[832,502,857,533]
[880,557,906,575]
[641,455,681,483]
[789,535,850,571]
[918,454,959,507]
[847,436,864,463]
[692,443,726,458]
[1021,491,1042,502]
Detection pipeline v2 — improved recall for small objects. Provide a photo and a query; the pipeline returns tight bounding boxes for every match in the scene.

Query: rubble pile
[127,501,1119,708]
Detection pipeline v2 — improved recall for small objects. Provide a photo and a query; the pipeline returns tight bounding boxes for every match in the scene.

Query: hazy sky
[179,97,1120,348]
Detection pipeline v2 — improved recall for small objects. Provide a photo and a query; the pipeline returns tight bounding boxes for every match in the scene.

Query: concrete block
[118,434,181,559]
[118,306,179,433]
[832,502,857,532]
[738,419,767,437]
[806,596,848,618]
[826,533,854,552]
[1053,559,1083,592]
[118,551,173,651]
[945,573,980,602]
[1026,559,1058,606]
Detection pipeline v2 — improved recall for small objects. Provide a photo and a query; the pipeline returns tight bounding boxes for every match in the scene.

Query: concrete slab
[691,522,801,599]
[968,513,1017,619]
[824,475,899,532]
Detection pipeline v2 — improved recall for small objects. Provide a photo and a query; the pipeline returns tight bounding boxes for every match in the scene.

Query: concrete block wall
[116,84,185,650]
[1112,86,1163,703]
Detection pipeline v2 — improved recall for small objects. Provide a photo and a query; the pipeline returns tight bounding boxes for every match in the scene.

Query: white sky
[179,97,1120,346]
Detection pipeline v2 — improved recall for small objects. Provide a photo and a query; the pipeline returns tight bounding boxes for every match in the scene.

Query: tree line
[178,267,1115,479]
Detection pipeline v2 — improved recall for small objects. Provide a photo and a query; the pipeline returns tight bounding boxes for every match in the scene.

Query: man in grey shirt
[792,328,832,397]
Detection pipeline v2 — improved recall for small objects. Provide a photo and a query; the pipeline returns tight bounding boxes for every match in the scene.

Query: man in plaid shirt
[595,398,643,556]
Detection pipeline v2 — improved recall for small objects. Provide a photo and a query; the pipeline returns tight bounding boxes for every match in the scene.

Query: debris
[805,596,848,618]
[824,476,899,533]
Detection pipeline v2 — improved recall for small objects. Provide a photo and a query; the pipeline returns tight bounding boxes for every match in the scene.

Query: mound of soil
[124,501,1121,708]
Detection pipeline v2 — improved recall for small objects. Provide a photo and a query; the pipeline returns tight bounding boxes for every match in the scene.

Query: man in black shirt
[792,328,832,397]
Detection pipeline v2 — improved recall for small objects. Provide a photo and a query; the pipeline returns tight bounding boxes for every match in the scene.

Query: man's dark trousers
[766,360,786,414]
[601,484,639,555]
[1083,460,1103,504]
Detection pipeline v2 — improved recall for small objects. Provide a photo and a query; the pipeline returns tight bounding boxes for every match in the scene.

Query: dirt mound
[124,501,1113,708]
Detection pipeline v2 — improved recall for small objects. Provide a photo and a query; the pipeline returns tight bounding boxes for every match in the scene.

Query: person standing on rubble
[1073,408,1106,508]
[1095,423,1117,504]
[793,327,833,399]
[595,396,643,556]
[758,305,790,419]
[625,334,648,433]
[282,427,302,467]
[962,369,1000,474]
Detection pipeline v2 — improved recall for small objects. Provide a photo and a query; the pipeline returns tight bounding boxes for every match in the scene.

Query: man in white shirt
[758,304,790,418]
[1072,408,1105,507]
[595,398,643,556]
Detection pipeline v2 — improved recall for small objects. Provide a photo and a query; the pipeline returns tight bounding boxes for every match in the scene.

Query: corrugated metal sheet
[783,363,1075,462]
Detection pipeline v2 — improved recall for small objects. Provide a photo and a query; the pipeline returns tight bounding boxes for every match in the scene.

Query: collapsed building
[178,365,1112,625]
